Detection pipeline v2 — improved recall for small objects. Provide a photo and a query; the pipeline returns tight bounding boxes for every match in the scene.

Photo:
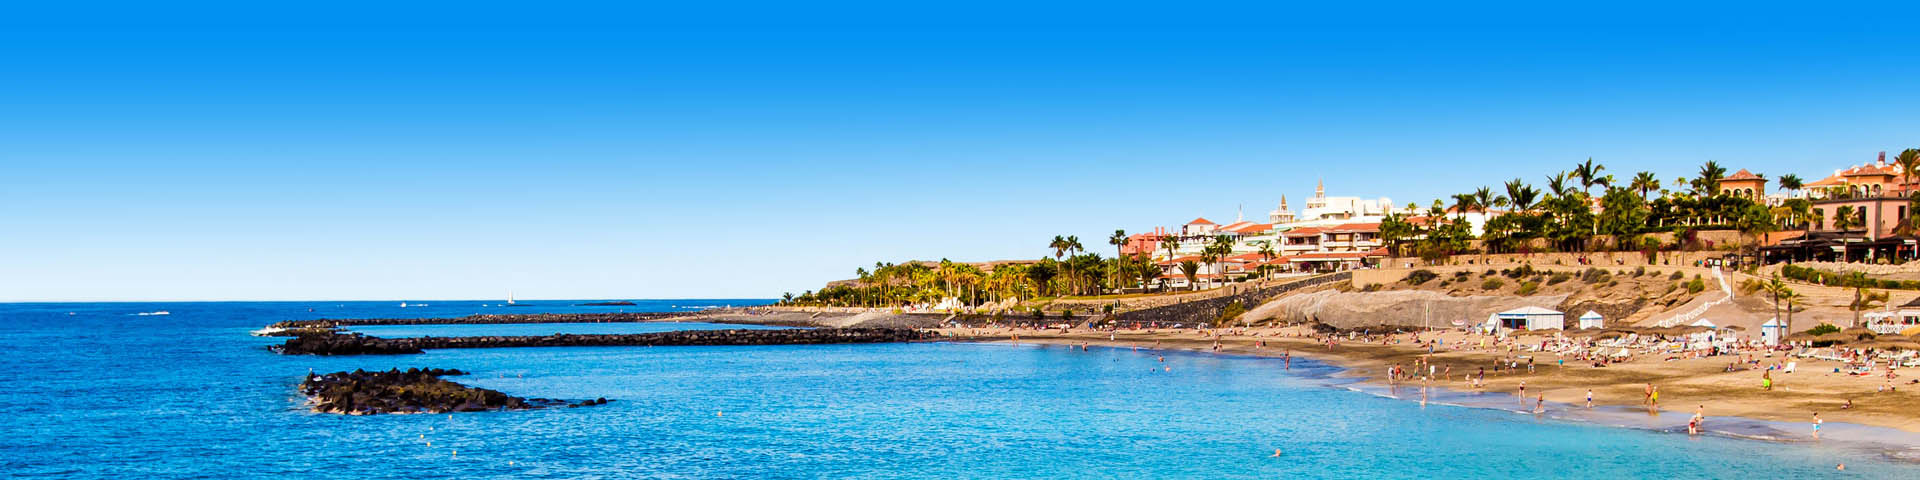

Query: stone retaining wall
[1110,272,1350,327]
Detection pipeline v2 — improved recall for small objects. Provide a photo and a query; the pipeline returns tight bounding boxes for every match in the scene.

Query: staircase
[1656,266,1733,327]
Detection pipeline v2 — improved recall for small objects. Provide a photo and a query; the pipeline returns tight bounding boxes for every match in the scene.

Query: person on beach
[1650,386,1659,407]
[1586,389,1593,409]
[1762,369,1773,391]
[1812,412,1822,439]
[1518,381,1526,401]
[1644,383,1654,405]
[1534,394,1545,414]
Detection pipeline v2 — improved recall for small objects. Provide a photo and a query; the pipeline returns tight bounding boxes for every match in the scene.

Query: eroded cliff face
[1243,289,1570,330]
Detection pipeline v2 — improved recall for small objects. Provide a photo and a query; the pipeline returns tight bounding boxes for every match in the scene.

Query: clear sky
[4,2,1919,301]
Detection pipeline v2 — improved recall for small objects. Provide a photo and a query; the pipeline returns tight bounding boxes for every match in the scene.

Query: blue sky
[4,2,1919,301]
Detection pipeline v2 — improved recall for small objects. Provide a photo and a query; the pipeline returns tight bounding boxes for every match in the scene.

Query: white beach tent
[1495,306,1565,331]
[1483,313,1501,332]
[1689,319,1717,328]
[1760,318,1786,346]
[1577,310,1604,329]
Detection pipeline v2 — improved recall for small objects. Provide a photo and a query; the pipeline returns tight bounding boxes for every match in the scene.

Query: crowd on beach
[936,320,1920,444]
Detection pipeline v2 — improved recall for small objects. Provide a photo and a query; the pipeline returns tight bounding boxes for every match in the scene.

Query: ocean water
[3,301,1917,479]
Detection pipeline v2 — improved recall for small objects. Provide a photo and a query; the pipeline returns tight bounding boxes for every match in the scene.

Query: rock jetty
[300,368,610,415]
[264,312,695,331]
[272,328,930,355]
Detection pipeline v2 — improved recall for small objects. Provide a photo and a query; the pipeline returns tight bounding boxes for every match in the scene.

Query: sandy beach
[934,325,1920,435]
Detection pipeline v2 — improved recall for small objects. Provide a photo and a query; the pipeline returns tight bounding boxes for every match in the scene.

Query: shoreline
[937,327,1920,440]
[951,333,1920,461]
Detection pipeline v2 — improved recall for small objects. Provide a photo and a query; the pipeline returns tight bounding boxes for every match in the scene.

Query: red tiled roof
[1841,163,1898,177]
[1724,169,1763,181]
[1282,227,1324,237]
[1221,222,1273,234]
[1187,217,1215,225]
[1326,222,1380,233]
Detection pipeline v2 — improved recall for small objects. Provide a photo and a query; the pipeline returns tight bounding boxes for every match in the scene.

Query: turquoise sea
[3,301,1917,479]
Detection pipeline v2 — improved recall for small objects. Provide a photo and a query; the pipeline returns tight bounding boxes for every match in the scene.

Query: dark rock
[298,368,600,415]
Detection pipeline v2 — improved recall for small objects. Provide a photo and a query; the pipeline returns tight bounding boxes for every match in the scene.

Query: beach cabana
[1760,318,1786,346]
[1689,319,1716,328]
[1577,310,1604,330]
[1495,306,1564,331]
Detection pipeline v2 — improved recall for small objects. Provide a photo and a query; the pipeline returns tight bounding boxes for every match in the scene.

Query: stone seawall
[1111,272,1351,326]
[272,328,931,355]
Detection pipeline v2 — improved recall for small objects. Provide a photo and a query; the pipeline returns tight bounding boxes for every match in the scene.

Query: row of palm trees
[1382,158,1832,262]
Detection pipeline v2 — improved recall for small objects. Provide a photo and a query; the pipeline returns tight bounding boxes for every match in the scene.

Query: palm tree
[1630,171,1661,199]
[1572,158,1607,196]
[1503,178,1538,213]
[1049,236,1070,260]
[1257,241,1279,280]
[1759,274,1789,325]
[1835,206,1859,232]
[1847,274,1889,328]
[1450,193,1477,222]
[855,267,872,307]
[1546,171,1573,197]
[1777,174,1803,196]
[1178,260,1201,291]
[1695,160,1727,196]
[1778,288,1800,334]
[1160,234,1181,262]
[1108,229,1128,291]
[1897,149,1920,193]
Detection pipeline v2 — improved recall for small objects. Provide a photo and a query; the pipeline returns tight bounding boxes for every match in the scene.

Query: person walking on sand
[1644,383,1654,405]
[1762,369,1773,391]
[1586,389,1593,409]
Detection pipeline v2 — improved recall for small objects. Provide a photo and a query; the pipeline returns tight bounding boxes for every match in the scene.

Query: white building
[1495,306,1565,330]
[1577,310,1604,329]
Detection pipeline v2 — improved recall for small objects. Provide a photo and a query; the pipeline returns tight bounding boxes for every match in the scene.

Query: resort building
[1762,152,1920,263]
[1721,169,1767,204]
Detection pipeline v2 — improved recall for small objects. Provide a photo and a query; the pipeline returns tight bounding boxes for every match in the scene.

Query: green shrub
[1406,269,1439,285]
[1481,278,1505,290]
[1548,272,1573,285]
[1633,266,1646,277]
[1218,301,1247,324]
[1686,277,1706,294]
[1516,281,1539,295]
[1804,324,1840,336]
[1668,271,1684,280]
[1580,268,1611,284]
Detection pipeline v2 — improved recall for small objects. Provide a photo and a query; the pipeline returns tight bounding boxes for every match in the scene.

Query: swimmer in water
[1270,449,1283,457]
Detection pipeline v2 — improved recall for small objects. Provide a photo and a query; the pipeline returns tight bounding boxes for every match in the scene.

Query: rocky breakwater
[272,328,931,355]
[261,312,697,334]
[300,368,610,415]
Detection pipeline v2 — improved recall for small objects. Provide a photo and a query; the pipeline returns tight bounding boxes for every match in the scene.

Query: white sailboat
[507,291,516,305]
